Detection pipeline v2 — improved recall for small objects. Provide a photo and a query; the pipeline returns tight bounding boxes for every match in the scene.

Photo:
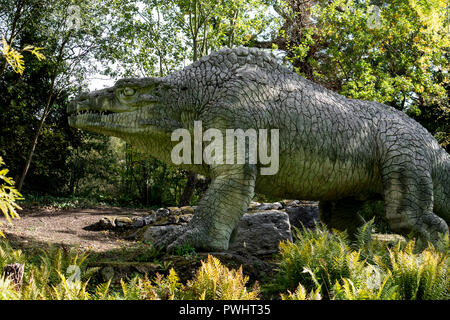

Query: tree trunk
[17,113,46,192]
[16,32,69,192]
[179,171,198,206]
[17,78,56,192]
[3,263,25,291]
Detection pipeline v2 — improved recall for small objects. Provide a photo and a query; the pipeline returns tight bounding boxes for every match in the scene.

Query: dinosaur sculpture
[67,47,449,251]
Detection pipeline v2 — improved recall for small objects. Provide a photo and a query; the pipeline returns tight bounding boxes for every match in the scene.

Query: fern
[51,271,91,300]
[184,255,260,300]
[0,276,20,300]
[281,283,322,300]
[276,225,352,297]
[93,279,113,300]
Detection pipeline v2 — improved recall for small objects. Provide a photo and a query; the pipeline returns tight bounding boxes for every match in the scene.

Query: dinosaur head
[67,77,183,138]
[67,77,191,164]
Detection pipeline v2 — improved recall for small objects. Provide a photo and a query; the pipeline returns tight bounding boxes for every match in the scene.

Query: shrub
[383,241,449,300]
[184,255,260,300]
[276,225,352,297]
[281,284,322,300]
[0,156,22,236]
[275,222,449,300]
[0,276,20,300]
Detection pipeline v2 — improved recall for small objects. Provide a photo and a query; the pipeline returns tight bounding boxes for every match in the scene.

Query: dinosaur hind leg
[381,163,448,249]
[319,198,366,240]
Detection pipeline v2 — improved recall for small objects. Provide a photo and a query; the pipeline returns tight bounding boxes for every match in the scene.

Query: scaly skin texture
[67,47,449,251]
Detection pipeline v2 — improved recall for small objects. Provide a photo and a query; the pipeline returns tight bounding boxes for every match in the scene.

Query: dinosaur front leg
[159,164,257,252]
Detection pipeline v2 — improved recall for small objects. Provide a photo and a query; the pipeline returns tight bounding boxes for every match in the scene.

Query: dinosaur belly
[255,153,383,201]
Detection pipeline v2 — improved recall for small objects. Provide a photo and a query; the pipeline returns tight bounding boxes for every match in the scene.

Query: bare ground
[0,206,150,252]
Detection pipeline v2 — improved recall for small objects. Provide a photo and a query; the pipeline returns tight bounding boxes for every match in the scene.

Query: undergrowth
[272,222,449,300]
[0,221,448,300]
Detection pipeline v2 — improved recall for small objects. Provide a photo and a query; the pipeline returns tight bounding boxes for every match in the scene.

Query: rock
[83,216,116,231]
[140,225,182,243]
[229,210,292,255]
[100,266,115,282]
[156,208,170,218]
[143,214,156,225]
[178,214,193,223]
[252,202,283,211]
[248,201,261,210]
[132,217,145,228]
[285,204,319,230]
[114,217,133,228]
[180,206,195,214]
[100,216,116,229]
[167,207,181,214]
[280,199,296,207]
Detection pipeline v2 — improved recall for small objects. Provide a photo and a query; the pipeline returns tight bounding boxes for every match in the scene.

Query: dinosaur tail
[433,148,450,224]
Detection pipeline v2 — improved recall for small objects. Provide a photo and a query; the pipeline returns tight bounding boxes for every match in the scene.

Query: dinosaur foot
[152,224,229,252]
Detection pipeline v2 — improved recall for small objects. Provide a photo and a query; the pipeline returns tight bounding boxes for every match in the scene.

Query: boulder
[167,207,182,214]
[83,216,116,231]
[229,210,292,255]
[250,202,283,211]
[280,199,295,207]
[114,217,133,228]
[140,225,182,243]
[156,208,170,218]
[247,201,261,210]
[180,206,195,214]
[132,217,145,228]
[143,214,156,225]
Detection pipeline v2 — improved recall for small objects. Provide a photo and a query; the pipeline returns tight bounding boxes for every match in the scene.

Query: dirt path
[0,206,150,252]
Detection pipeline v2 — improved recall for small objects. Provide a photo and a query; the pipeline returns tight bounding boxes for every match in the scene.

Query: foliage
[18,194,108,210]
[0,243,260,300]
[383,240,449,299]
[104,0,280,77]
[273,223,450,300]
[275,0,449,149]
[0,276,20,300]
[1,232,448,300]
[174,244,197,257]
[276,225,352,297]
[280,283,322,300]
[120,268,182,300]
[0,157,22,237]
[184,255,260,300]
[0,242,98,300]
[0,35,45,75]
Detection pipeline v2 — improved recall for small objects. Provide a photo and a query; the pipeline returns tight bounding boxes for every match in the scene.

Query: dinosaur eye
[122,87,135,96]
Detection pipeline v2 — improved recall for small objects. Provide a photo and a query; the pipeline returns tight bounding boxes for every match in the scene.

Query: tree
[0,0,46,77]
[103,0,279,205]
[257,0,449,149]
[7,0,112,191]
